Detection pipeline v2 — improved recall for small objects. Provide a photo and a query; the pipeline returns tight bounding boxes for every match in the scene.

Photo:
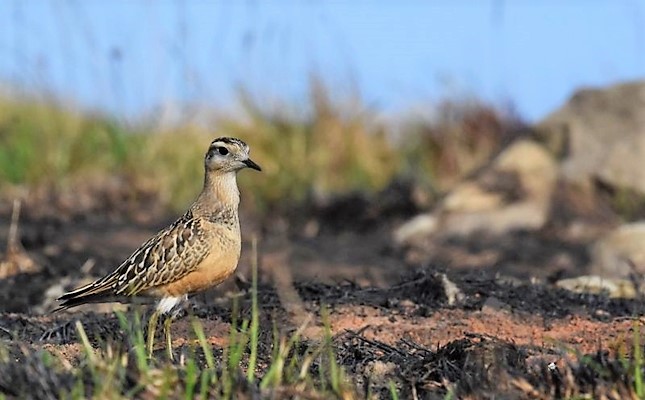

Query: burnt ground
[0,185,643,399]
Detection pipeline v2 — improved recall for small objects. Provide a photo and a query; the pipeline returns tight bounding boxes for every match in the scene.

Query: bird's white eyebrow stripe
[210,137,249,150]
[212,137,242,146]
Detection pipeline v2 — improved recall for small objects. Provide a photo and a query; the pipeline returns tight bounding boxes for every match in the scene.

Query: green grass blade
[246,235,259,383]
[184,357,198,400]
[389,380,399,400]
[115,310,148,373]
[634,321,644,398]
[192,319,215,371]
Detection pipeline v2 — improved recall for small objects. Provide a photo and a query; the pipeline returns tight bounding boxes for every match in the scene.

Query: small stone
[393,214,437,245]
[364,361,397,385]
[556,275,637,299]
[481,296,511,314]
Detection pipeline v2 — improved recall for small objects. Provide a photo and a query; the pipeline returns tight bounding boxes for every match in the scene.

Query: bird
[55,137,261,360]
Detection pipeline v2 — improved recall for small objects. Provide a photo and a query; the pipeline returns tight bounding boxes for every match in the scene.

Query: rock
[440,201,550,237]
[395,139,557,241]
[393,214,437,245]
[555,275,637,299]
[441,139,557,236]
[536,80,645,194]
[590,222,645,278]
[481,296,511,314]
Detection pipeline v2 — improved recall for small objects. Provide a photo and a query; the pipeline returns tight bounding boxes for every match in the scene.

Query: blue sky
[1,1,644,122]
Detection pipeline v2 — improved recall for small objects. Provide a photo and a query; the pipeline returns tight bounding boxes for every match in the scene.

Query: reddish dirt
[328,305,636,356]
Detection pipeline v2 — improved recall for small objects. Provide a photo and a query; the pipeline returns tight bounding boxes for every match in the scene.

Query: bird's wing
[55,211,213,310]
[111,211,212,296]
[74,210,211,298]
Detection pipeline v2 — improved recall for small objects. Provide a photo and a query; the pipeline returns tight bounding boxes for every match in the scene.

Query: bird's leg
[163,314,174,361]
[147,310,160,358]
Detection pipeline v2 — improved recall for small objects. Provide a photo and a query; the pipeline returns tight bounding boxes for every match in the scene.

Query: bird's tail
[54,278,117,312]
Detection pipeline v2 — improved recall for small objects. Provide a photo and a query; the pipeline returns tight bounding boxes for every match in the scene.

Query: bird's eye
[217,147,229,155]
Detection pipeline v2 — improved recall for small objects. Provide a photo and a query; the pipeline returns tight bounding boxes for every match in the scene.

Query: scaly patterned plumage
[56,137,261,359]
[55,210,210,308]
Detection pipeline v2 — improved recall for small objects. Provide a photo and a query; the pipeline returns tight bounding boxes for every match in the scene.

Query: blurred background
[3,4,645,397]
[1,1,644,213]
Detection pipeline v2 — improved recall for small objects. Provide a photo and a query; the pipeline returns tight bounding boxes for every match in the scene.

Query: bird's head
[204,137,262,173]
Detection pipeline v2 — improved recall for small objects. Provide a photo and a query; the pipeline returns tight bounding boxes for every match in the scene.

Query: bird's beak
[243,158,262,171]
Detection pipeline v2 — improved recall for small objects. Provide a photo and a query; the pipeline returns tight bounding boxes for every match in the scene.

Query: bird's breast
[161,227,241,296]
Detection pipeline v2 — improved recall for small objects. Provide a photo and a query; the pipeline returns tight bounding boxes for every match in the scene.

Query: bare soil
[0,185,642,399]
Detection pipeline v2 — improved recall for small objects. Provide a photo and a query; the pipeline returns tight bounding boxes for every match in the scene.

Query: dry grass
[399,99,524,192]
[0,85,520,213]
[219,82,400,211]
